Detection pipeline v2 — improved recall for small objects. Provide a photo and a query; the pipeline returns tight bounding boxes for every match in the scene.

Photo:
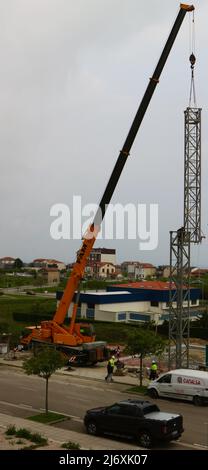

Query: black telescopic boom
[94,4,194,226]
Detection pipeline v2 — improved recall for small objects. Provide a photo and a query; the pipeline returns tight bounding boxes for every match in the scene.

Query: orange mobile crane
[21,4,194,365]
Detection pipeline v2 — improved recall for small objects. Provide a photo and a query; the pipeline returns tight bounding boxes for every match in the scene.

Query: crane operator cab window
[79,324,95,337]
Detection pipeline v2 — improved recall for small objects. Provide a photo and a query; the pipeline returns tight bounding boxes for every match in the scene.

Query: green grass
[0,295,56,324]
[28,412,68,424]
[125,385,148,395]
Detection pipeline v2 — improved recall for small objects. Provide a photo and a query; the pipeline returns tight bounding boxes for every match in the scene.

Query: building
[135,263,156,279]
[95,262,116,278]
[41,268,60,285]
[57,280,200,325]
[0,257,15,269]
[121,261,138,276]
[121,261,156,279]
[33,258,66,271]
[85,248,116,278]
[88,248,116,266]
[191,268,208,277]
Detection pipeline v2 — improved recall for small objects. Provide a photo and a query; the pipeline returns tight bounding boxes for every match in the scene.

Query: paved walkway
[0,412,138,450]
[0,356,150,387]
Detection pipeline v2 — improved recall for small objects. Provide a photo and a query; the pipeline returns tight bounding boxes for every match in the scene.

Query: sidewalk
[0,356,150,387]
[0,412,137,450]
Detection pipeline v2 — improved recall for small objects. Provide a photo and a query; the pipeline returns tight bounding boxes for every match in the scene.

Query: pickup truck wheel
[193,395,202,406]
[138,430,153,449]
[148,388,158,399]
[86,421,99,435]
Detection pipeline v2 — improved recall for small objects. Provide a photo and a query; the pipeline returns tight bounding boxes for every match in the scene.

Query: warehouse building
[57,281,200,325]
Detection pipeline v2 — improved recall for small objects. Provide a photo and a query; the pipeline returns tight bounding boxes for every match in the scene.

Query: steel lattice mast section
[169,228,191,368]
[169,34,202,369]
[184,106,201,243]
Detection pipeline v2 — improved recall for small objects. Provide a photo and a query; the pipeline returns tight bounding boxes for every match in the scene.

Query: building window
[129,313,149,321]
[191,299,197,305]
[151,301,159,307]
[86,308,94,320]
[117,312,126,321]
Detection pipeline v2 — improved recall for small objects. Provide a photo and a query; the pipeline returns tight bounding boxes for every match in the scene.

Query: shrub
[61,441,80,450]
[15,428,32,440]
[5,425,16,436]
[30,432,48,445]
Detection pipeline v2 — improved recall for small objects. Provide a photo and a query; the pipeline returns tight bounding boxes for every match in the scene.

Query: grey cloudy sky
[0,0,207,266]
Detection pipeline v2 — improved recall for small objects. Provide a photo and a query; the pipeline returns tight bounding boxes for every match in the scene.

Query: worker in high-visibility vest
[105,355,115,382]
[150,360,158,380]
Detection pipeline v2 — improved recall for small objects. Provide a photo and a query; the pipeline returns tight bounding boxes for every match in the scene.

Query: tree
[126,328,166,386]
[23,347,65,414]
[14,258,23,269]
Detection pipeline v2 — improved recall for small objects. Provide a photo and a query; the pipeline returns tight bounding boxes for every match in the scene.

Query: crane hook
[189,53,196,69]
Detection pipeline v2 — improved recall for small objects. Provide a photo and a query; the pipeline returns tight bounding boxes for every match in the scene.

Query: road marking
[193,443,208,449]
[174,439,206,450]
[19,404,33,409]
[0,400,39,412]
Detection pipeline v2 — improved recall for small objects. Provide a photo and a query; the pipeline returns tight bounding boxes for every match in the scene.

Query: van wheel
[193,396,202,406]
[138,430,153,448]
[148,388,158,399]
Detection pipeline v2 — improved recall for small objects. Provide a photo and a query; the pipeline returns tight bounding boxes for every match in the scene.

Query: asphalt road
[0,366,207,450]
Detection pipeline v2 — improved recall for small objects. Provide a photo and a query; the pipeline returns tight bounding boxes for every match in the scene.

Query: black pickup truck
[84,399,184,448]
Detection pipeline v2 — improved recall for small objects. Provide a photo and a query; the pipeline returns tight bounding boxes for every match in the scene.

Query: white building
[56,281,201,325]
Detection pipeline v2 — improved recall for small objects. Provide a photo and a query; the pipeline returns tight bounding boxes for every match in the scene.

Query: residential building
[33,258,66,271]
[135,263,156,279]
[95,262,116,278]
[121,261,156,279]
[88,248,116,265]
[0,257,15,269]
[85,248,116,278]
[41,268,60,285]
[191,268,208,277]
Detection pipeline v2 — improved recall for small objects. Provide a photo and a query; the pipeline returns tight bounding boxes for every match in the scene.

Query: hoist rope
[189,10,196,107]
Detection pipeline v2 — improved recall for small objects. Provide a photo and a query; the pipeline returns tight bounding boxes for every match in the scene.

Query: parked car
[26,290,35,295]
[84,399,184,448]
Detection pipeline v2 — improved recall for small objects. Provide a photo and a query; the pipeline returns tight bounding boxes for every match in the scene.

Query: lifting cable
[189,10,196,107]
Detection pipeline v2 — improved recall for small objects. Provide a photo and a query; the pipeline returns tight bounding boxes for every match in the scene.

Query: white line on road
[0,400,40,412]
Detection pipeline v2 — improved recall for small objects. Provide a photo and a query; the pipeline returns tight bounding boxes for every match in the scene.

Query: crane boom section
[54,4,194,326]
[53,225,98,324]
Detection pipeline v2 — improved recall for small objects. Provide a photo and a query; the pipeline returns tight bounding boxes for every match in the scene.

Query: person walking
[105,355,115,382]
[149,360,158,380]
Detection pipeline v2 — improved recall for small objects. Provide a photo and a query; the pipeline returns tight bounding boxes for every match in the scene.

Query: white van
[147,369,208,405]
